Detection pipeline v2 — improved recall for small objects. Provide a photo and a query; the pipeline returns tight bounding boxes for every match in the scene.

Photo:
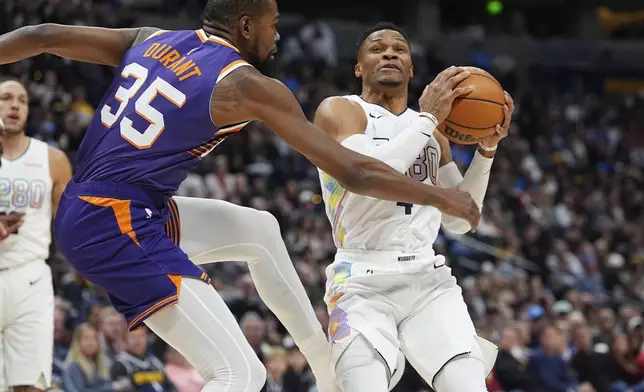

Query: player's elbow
[441,216,472,235]
[31,24,62,51]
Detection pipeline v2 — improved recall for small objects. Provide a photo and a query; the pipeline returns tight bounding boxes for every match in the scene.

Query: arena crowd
[2,0,644,391]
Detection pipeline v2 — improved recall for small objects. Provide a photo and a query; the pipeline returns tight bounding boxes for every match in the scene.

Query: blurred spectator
[62,323,130,392]
[608,333,644,391]
[495,325,539,392]
[165,347,204,392]
[264,347,289,392]
[241,312,268,363]
[98,307,127,362]
[570,323,612,392]
[111,327,176,391]
[528,325,577,392]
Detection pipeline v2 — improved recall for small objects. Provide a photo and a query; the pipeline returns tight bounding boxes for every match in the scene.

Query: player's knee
[257,210,280,233]
[433,355,488,392]
[201,351,266,391]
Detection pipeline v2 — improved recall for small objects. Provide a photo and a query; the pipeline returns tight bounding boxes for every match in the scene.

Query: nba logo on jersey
[366,269,374,275]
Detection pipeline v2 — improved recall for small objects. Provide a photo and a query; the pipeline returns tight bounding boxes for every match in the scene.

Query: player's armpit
[0,24,155,67]
[210,66,451,208]
[314,97,367,143]
[48,146,73,217]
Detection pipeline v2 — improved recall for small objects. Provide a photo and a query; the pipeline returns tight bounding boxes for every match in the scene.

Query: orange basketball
[437,67,505,145]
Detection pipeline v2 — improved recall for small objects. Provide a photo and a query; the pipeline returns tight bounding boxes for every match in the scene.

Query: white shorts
[0,260,54,390]
[325,248,493,387]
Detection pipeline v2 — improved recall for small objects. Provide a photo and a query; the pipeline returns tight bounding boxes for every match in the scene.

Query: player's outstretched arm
[210,66,480,228]
[0,24,161,67]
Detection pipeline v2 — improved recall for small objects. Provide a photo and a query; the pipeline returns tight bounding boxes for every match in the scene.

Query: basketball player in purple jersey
[0,1,480,391]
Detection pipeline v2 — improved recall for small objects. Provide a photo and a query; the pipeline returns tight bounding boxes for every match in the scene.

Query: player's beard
[247,42,267,67]
[377,79,404,87]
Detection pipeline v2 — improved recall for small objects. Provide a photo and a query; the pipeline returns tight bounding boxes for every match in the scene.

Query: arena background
[2,0,644,390]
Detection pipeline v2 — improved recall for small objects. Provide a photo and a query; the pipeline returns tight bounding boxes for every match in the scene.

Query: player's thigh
[398,283,477,388]
[327,278,402,383]
[334,333,390,392]
[4,264,54,390]
[171,196,278,262]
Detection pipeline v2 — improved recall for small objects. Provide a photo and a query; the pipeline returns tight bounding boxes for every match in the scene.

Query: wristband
[478,143,498,152]
[419,112,439,128]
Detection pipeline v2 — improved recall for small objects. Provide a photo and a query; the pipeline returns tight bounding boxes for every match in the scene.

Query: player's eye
[370,47,383,53]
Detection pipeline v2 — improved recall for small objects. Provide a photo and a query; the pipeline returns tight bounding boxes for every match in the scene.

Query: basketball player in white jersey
[0,116,21,241]
[0,80,72,392]
[315,23,513,392]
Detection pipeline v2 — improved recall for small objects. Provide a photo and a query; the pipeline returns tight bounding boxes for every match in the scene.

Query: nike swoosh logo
[369,113,384,119]
[30,276,43,285]
[420,131,433,138]
[434,261,446,269]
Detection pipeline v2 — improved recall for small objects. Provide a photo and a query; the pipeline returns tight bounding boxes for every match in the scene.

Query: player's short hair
[203,0,269,27]
[0,76,22,86]
[356,22,410,55]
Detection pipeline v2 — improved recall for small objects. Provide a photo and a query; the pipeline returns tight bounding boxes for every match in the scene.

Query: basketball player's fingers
[451,86,475,99]
[434,65,457,83]
[504,91,514,112]
[502,104,512,130]
[446,70,472,89]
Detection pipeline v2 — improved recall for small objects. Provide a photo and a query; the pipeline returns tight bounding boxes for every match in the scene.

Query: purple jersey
[73,29,250,198]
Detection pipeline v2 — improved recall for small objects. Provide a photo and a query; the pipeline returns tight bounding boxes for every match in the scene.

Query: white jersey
[319,95,442,253]
[0,138,53,269]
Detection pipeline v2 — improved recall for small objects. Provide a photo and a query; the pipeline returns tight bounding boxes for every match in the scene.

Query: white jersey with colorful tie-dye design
[318,95,443,253]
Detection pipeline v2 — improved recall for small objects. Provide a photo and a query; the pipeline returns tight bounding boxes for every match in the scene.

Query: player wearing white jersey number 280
[315,23,514,392]
[0,80,72,392]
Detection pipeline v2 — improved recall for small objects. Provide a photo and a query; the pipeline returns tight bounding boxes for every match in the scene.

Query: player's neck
[3,132,29,160]
[202,24,240,53]
[360,85,408,115]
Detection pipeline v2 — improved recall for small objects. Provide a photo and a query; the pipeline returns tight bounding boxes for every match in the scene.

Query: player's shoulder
[314,96,367,140]
[47,145,72,175]
[316,95,364,118]
[47,144,68,162]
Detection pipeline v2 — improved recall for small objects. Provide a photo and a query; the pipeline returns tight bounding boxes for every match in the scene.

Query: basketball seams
[441,67,505,144]
[454,97,504,106]
[445,118,496,131]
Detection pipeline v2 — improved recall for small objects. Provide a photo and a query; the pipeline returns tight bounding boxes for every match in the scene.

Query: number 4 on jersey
[397,201,413,215]
[101,62,187,149]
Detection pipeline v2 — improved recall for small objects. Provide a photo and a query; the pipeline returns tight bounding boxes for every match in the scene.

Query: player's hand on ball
[481,91,514,148]
[419,66,475,123]
[436,188,481,231]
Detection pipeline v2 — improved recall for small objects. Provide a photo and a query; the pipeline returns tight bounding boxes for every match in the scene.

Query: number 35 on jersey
[101,62,187,150]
